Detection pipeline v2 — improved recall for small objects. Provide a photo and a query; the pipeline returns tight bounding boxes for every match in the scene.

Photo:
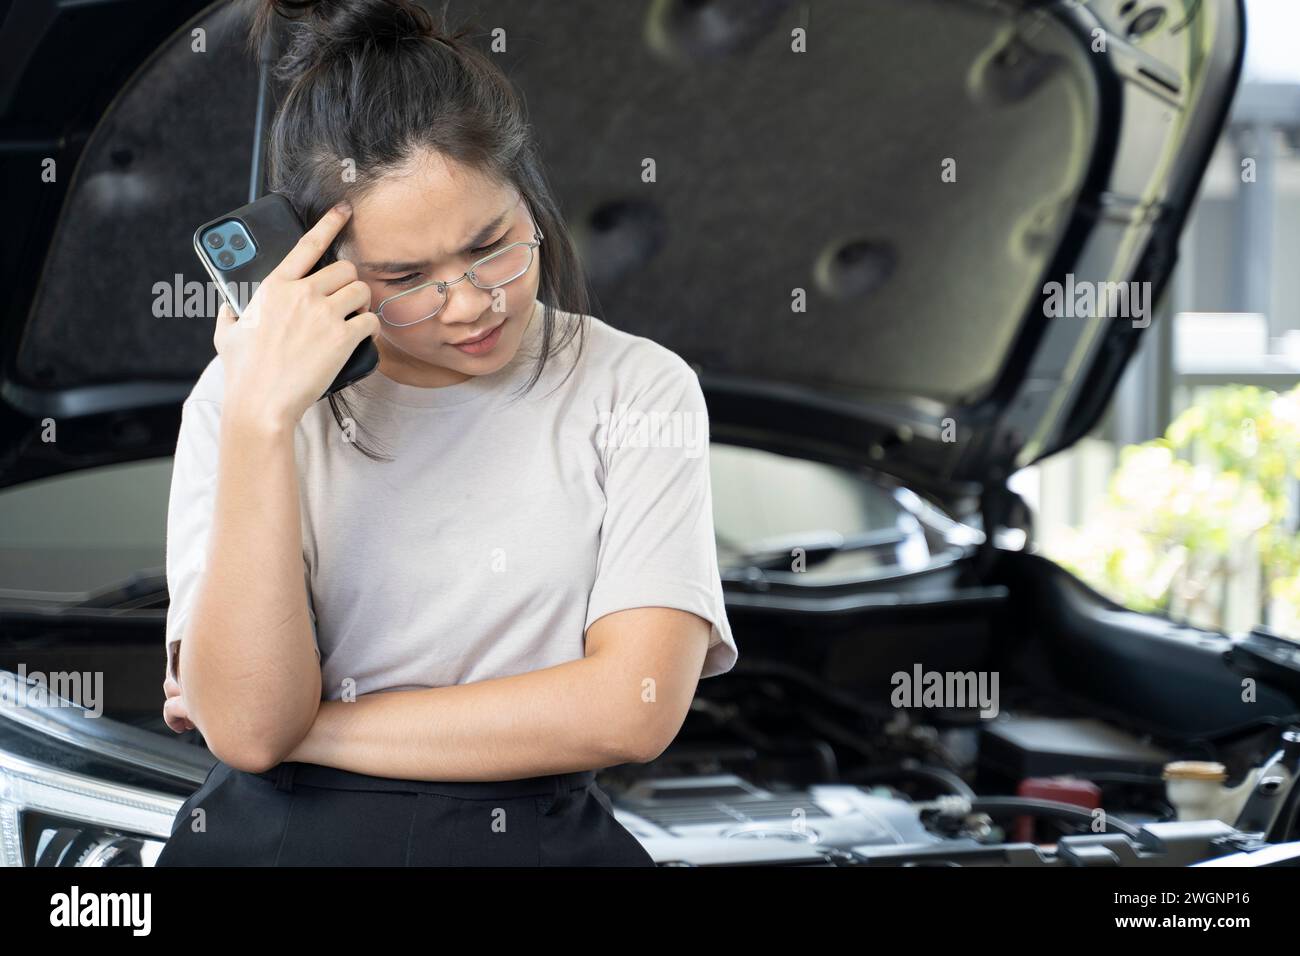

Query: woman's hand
[214,202,380,428]
[162,669,195,734]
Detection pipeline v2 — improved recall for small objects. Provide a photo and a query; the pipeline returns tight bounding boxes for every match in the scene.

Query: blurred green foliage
[1049,384,1300,632]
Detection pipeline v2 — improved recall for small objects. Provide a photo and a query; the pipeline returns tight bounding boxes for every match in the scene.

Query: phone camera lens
[230,234,247,251]
[217,250,236,268]
[206,232,224,250]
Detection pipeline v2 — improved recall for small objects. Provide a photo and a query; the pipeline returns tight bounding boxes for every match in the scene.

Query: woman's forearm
[283,655,646,781]
[181,401,321,771]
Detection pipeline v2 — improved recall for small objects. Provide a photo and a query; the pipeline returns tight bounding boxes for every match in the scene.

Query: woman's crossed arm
[280,606,712,780]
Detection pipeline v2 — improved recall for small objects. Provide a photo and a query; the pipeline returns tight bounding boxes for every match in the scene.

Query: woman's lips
[450,318,506,355]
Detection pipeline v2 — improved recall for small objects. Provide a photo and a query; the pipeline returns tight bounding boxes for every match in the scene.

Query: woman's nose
[437,283,506,327]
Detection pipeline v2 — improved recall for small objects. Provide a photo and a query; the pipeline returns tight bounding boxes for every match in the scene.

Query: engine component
[1014,776,1102,842]
[1163,760,1256,825]
[608,774,941,865]
[1233,727,1300,840]
[852,818,1244,867]
[979,716,1171,786]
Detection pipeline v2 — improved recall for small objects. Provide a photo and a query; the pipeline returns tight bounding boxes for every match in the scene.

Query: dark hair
[245,0,590,460]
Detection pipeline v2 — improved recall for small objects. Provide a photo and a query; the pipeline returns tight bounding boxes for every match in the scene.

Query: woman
[156,0,737,866]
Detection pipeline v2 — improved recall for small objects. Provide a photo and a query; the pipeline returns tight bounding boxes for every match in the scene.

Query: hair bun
[249,0,451,82]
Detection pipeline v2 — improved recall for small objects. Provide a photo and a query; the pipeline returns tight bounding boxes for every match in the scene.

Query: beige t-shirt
[164,303,738,698]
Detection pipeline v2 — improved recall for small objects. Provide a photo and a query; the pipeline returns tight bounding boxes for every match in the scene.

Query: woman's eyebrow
[358,206,513,273]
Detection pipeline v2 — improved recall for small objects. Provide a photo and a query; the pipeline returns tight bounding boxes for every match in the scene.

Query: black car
[3,0,1298,868]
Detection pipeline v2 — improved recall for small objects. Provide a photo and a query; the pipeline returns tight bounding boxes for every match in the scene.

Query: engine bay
[600,695,1300,867]
[593,559,1300,867]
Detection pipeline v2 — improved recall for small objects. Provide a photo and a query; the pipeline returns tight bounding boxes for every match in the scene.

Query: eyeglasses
[374,200,543,328]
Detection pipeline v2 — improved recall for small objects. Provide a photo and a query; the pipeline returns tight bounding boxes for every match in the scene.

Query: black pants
[155,760,655,867]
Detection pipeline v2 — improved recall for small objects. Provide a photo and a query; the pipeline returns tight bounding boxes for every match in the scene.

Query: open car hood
[0,0,1246,513]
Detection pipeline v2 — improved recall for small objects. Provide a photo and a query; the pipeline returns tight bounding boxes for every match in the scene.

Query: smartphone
[192,192,379,400]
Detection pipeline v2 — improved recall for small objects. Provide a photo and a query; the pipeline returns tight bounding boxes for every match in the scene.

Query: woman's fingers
[214,201,378,424]
[346,312,381,346]
[162,671,193,732]
[212,300,236,352]
[305,257,360,296]
[162,695,194,733]
[270,203,353,282]
[327,279,373,317]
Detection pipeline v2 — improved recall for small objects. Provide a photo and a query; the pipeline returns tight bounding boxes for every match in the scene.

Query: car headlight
[1,748,182,867]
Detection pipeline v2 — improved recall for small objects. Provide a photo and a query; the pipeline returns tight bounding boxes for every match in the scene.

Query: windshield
[711,444,968,583]
[0,446,967,605]
[0,459,168,602]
